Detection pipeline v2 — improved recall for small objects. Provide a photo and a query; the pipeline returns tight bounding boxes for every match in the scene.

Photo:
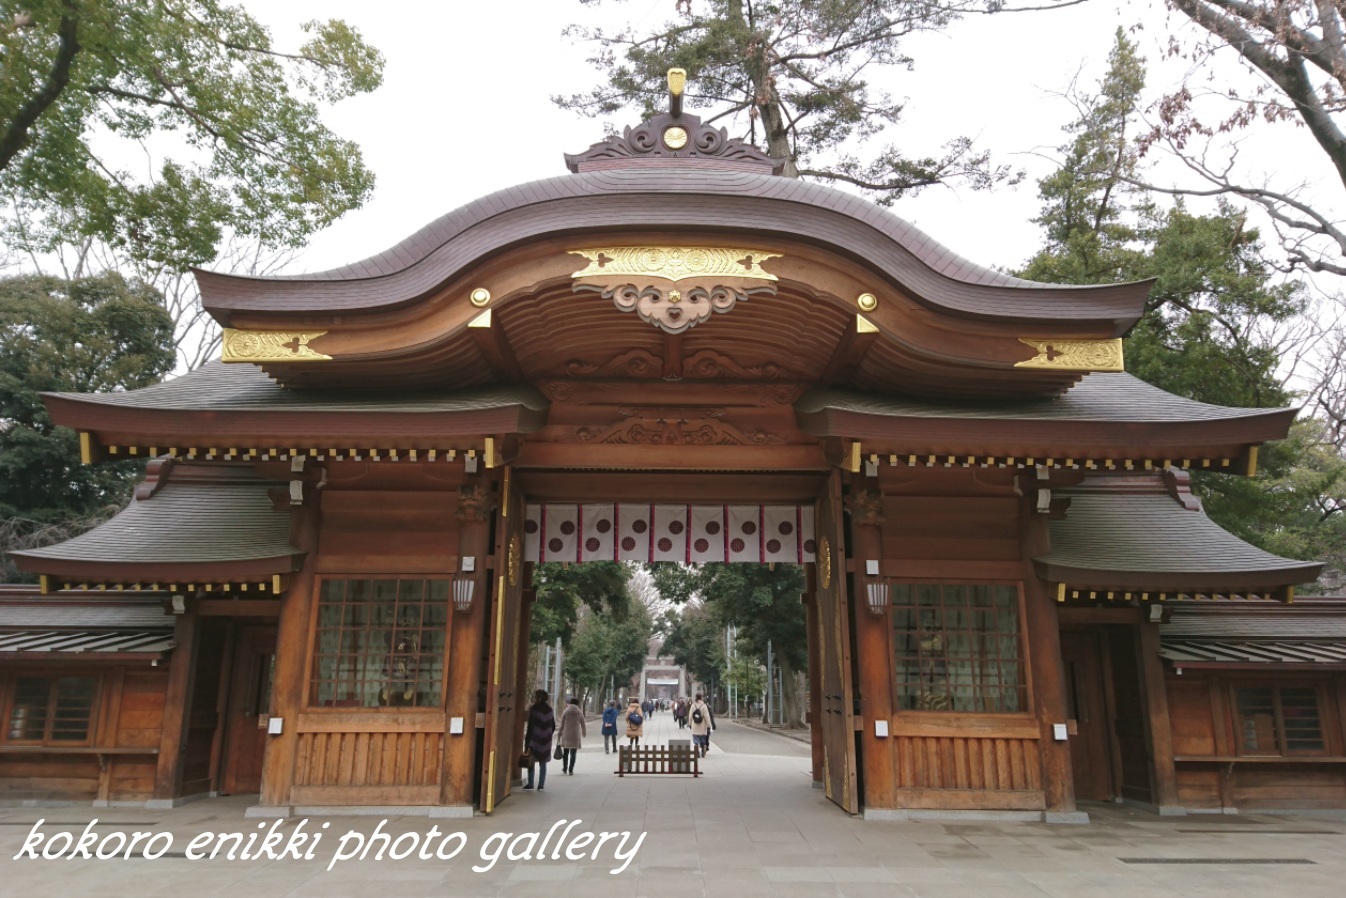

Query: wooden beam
[848,476,896,810]
[257,502,322,808]
[515,471,825,504]
[819,315,880,385]
[468,310,525,382]
[195,599,282,618]
[513,442,829,471]
[153,606,199,801]
[1136,621,1180,810]
[441,475,492,807]
[1020,500,1076,815]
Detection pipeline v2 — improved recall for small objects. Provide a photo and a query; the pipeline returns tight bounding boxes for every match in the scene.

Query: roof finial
[668,68,686,117]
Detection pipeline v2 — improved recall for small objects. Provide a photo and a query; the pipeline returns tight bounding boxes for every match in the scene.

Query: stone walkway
[2,714,1344,897]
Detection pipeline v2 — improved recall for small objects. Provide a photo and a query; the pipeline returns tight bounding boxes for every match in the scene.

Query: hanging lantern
[866,581,890,615]
[453,578,475,613]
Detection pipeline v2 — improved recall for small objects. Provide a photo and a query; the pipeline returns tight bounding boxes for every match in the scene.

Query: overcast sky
[239,1,1336,281]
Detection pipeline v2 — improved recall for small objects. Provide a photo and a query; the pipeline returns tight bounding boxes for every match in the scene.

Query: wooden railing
[616,745,701,777]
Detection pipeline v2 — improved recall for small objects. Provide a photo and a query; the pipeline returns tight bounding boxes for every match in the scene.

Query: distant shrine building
[4,74,1345,818]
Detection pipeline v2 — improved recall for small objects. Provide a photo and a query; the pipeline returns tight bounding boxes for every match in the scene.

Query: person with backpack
[688,692,715,757]
[625,697,645,746]
[600,699,620,754]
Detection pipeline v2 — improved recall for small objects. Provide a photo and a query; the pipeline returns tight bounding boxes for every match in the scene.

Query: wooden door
[1061,629,1115,801]
[815,469,860,814]
[480,467,525,813]
[221,625,277,794]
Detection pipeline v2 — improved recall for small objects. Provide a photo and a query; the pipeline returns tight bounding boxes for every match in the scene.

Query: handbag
[518,751,531,769]
[553,744,564,761]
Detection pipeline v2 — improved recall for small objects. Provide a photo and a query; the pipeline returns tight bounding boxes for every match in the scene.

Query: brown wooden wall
[857,466,1059,812]
[1167,670,1346,811]
[271,463,486,808]
[0,664,168,804]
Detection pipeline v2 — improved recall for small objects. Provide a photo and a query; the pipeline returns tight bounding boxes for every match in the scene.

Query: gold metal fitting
[469,287,491,307]
[857,292,878,312]
[664,126,689,149]
[667,68,686,96]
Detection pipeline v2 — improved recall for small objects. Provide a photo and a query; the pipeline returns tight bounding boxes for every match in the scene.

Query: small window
[4,676,99,745]
[310,578,450,708]
[1234,685,1325,756]
[891,583,1026,713]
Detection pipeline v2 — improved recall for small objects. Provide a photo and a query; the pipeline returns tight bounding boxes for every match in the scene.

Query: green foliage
[660,604,724,688]
[650,562,806,672]
[0,1,384,269]
[564,601,652,703]
[724,650,766,699]
[1017,29,1327,559]
[529,561,632,646]
[558,0,1020,201]
[0,273,175,573]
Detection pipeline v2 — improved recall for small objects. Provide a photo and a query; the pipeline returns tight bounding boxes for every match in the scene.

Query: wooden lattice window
[891,584,1026,713]
[310,578,450,709]
[3,675,99,745]
[1233,684,1325,756]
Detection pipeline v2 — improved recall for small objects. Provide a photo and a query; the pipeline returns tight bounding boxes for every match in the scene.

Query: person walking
[558,696,586,775]
[688,692,715,758]
[601,700,619,754]
[625,697,645,746]
[523,689,555,790]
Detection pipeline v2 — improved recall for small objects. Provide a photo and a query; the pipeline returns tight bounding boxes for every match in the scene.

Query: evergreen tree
[0,272,175,579]
[557,0,1023,201]
[1018,30,1340,576]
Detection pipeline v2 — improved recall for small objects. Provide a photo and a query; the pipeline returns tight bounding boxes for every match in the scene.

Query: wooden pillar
[805,581,823,786]
[1136,620,1180,810]
[1020,502,1076,814]
[152,605,199,801]
[848,481,895,809]
[257,501,322,808]
[440,492,492,806]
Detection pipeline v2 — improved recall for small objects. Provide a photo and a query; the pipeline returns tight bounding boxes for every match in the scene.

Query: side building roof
[1034,472,1322,597]
[9,461,303,591]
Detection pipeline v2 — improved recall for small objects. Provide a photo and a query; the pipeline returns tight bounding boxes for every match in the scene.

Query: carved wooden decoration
[221,328,332,362]
[456,482,493,523]
[564,110,785,174]
[550,348,806,382]
[845,489,886,527]
[1015,338,1124,372]
[569,246,783,335]
[575,407,783,446]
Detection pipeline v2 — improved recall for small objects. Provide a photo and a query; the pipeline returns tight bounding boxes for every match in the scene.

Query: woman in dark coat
[523,689,556,790]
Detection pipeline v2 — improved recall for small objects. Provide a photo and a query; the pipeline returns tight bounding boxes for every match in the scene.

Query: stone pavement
[2,712,1344,897]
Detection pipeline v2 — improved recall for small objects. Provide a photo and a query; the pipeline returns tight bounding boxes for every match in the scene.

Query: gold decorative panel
[221,328,331,363]
[1014,338,1124,372]
[570,246,782,282]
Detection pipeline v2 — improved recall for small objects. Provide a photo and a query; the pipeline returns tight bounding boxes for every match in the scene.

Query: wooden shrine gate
[480,467,526,813]
[814,470,860,814]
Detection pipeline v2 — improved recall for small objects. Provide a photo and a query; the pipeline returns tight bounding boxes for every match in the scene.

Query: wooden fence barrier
[616,744,701,777]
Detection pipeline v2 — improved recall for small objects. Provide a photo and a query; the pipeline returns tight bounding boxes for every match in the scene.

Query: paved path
[3,723,1345,898]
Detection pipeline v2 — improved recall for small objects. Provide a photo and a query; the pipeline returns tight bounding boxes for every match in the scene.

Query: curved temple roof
[196,168,1151,332]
